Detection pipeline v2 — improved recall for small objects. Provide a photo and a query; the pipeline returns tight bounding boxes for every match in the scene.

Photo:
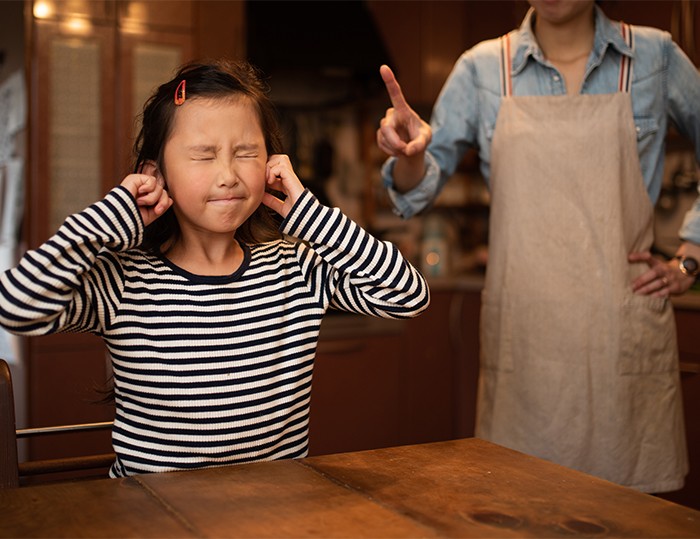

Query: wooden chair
[0,358,115,488]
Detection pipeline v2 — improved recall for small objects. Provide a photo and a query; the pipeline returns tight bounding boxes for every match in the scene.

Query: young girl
[0,60,429,478]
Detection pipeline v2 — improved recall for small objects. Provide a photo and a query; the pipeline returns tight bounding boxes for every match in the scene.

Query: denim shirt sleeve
[680,188,700,244]
[667,42,700,244]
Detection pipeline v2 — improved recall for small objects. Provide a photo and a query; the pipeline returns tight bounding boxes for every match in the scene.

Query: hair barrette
[174,79,186,106]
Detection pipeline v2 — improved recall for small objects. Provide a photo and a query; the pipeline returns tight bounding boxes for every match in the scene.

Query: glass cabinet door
[31,19,116,247]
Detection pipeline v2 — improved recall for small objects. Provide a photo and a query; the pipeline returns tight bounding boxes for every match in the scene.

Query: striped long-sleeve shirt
[0,186,429,477]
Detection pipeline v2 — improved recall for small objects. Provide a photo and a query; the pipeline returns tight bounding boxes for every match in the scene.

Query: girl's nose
[218,162,239,187]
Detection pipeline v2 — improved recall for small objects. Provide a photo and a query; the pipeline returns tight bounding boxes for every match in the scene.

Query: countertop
[318,273,700,341]
[426,273,700,310]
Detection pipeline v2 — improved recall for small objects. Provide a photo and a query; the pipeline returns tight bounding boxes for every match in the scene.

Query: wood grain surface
[1,438,699,538]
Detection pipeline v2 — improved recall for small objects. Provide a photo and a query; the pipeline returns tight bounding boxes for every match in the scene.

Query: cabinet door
[309,333,402,456]
[659,307,700,510]
[399,290,456,444]
[30,18,117,248]
[455,289,481,438]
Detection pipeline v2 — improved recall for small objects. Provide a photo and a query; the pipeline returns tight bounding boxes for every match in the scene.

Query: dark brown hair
[133,59,284,255]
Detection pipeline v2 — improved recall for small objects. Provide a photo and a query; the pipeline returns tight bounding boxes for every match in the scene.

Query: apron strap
[618,22,634,93]
[499,32,513,98]
[499,23,635,97]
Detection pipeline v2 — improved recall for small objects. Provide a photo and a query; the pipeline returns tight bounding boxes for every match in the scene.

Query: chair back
[0,358,115,488]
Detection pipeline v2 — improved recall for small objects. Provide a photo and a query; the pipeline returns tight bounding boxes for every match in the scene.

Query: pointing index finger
[380,64,410,112]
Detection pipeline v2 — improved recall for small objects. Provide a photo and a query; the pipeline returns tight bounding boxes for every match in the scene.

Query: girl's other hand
[263,154,305,218]
[120,174,173,227]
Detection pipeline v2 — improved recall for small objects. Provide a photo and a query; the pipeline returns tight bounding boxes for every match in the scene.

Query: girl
[0,60,429,477]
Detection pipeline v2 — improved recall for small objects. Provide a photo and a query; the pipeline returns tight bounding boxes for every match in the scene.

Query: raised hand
[263,154,306,218]
[376,65,432,158]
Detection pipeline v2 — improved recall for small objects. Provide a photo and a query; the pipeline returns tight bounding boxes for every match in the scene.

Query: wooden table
[1,438,699,538]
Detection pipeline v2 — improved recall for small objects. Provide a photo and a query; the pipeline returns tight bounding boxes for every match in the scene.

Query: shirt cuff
[381,153,442,219]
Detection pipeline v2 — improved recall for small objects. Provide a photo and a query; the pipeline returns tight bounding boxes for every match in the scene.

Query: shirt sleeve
[680,184,700,244]
[666,40,700,244]
[382,152,443,218]
[0,186,142,336]
[281,189,430,318]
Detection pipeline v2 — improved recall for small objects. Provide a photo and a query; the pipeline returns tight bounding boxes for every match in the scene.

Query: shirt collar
[511,5,633,75]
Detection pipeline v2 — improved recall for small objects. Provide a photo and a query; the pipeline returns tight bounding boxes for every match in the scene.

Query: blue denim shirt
[384,6,700,243]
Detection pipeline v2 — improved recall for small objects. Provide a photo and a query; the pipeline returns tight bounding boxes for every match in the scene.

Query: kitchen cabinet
[365,1,527,106]
[309,319,403,455]
[658,302,700,510]
[308,287,481,456]
[399,287,480,443]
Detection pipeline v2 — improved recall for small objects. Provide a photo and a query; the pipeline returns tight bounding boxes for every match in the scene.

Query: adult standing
[377,0,700,493]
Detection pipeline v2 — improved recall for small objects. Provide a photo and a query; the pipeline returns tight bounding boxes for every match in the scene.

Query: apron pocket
[480,290,514,372]
[619,293,677,375]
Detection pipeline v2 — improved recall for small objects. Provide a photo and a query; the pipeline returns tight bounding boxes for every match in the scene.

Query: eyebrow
[187,145,216,154]
[234,144,262,152]
[186,143,261,153]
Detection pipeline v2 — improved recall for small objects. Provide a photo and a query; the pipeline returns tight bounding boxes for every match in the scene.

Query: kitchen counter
[425,272,700,310]
[424,272,487,292]
[672,289,700,310]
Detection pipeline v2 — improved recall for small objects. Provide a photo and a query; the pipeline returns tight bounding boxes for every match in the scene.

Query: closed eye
[188,145,218,160]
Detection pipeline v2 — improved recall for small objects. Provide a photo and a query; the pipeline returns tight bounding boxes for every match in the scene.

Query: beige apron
[477,29,688,493]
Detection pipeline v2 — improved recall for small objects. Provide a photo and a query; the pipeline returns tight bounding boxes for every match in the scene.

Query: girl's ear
[140,160,166,187]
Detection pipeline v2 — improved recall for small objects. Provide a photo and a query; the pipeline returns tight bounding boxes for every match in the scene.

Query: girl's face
[160,96,268,240]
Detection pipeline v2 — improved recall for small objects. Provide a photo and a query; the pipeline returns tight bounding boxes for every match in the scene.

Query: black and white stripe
[0,187,429,477]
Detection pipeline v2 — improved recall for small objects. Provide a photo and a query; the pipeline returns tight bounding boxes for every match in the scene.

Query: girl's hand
[629,251,694,297]
[263,154,306,218]
[120,173,173,227]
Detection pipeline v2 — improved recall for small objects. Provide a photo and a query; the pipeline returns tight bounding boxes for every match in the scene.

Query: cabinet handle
[679,361,700,375]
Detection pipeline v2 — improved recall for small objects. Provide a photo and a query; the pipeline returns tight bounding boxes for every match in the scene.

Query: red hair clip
[174,80,186,105]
